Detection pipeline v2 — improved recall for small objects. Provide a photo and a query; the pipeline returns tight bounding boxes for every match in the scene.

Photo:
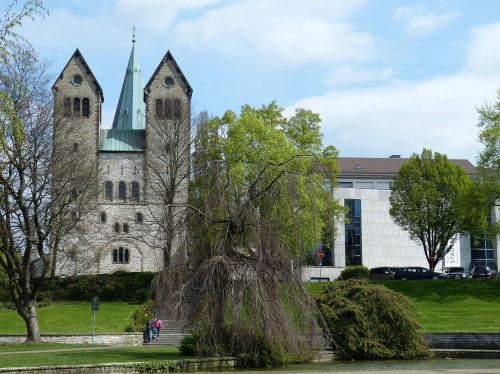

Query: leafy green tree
[475,91,500,237]
[389,149,482,271]
[159,102,344,365]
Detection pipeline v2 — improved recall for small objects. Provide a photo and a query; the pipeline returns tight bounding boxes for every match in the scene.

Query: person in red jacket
[153,317,164,340]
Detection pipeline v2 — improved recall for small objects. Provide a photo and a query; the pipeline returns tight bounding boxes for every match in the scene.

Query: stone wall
[0,334,142,346]
[425,332,500,350]
[0,358,235,374]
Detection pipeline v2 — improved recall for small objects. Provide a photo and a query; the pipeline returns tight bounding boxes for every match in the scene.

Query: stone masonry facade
[51,46,192,275]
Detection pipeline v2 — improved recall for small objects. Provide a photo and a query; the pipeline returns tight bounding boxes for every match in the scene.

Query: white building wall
[333,187,429,269]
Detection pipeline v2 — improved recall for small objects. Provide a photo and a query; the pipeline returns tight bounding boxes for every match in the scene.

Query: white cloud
[465,23,500,75]
[325,66,394,85]
[174,0,373,66]
[394,5,459,37]
[285,22,500,162]
[114,0,221,33]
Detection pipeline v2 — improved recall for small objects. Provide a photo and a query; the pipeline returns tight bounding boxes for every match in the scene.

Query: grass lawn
[0,345,186,368]
[305,279,500,332]
[0,301,138,333]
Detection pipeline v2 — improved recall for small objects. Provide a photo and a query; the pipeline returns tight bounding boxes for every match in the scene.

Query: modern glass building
[302,156,498,281]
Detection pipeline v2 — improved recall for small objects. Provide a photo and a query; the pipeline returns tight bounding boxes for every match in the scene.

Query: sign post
[317,249,325,280]
[91,296,99,344]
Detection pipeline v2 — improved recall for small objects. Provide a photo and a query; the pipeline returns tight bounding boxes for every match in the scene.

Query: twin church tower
[51,36,191,274]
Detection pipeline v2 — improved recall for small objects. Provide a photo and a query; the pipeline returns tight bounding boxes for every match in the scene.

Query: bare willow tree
[0,40,97,341]
[157,103,344,365]
[139,103,194,271]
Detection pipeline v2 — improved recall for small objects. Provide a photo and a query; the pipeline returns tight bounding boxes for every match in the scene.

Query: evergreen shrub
[317,278,431,360]
[126,300,153,332]
[338,265,369,280]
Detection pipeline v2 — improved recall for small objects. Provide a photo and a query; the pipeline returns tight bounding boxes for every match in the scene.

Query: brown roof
[338,157,479,177]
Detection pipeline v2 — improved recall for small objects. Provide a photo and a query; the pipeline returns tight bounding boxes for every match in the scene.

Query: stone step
[144,333,189,346]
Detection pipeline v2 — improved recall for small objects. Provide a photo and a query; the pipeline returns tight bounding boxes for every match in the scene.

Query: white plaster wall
[334,187,432,269]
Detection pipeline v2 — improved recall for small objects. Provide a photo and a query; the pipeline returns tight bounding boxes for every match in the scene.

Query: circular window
[164,76,174,87]
[73,74,82,85]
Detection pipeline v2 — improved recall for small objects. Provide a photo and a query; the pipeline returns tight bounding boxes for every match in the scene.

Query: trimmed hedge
[0,272,155,303]
[338,265,369,280]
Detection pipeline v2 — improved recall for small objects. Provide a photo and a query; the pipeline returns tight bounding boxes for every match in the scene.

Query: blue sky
[14,0,500,162]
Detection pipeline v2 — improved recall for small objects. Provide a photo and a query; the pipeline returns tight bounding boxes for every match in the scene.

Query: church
[51,36,191,275]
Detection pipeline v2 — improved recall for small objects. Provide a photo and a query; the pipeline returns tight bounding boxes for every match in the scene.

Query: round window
[164,76,174,87]
[73,74,82,85]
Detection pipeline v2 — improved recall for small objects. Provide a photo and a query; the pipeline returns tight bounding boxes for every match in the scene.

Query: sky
[12,0,500,163]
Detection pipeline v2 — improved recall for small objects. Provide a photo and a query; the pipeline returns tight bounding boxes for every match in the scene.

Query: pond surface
[199,359,500,373]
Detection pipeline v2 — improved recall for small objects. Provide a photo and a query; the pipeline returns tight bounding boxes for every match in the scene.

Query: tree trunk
[21,301,41,342]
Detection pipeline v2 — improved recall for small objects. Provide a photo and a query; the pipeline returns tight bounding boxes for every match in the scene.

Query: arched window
[73,97,80,117]
[131,181,140,201]
[72,142,79,152]
[136,212,143,224]
[100,212,107,223]
[118,181,127,200]
[64,98,71,117]
[173,99,181,119]
[82,98,90,117]
[123,223,129,233]
[105,181,113,201]
[165,99,173,119]
[155,99,163,118]
[71,211,77,222]
[113,248,129,264]
[114,222,121,233]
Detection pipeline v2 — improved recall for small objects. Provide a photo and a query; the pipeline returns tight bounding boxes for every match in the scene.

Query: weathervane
[132,25,136,44]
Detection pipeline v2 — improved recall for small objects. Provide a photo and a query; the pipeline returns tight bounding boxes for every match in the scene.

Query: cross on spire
[132,25,136,44]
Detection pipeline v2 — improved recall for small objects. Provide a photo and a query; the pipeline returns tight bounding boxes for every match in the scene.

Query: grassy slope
[306,279,500,332]
[0,345,185,368]
[0,302,138,334]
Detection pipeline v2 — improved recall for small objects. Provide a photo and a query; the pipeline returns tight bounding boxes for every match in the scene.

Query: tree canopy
[475,91,500,237]
[159,102,344,365]
[389,149,481,270]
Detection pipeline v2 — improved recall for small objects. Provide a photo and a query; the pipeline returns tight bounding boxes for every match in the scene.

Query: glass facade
[470,235,496,269]
[345,199,362,266]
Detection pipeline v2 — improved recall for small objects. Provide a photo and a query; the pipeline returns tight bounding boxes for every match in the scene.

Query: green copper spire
[112,34,145,130]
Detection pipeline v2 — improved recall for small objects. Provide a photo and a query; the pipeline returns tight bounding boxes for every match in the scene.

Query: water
[198,359,500,373]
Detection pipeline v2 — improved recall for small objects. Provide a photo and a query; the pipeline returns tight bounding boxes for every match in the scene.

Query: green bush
[338,265,369,280]
[317,278,431,360]
[179,329,225,357]
[126,300,154,332]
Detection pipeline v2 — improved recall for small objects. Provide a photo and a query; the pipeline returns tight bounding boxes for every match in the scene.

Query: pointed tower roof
[112,39,145,130]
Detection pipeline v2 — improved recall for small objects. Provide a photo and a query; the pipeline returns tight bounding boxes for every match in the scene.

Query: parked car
[369,266,398,280]
[393,267,447,280]
[444,267,469,279]
[471,266,493,278]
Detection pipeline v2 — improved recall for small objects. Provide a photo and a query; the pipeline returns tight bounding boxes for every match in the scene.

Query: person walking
[153,317,164,340]
[148,319,155,342]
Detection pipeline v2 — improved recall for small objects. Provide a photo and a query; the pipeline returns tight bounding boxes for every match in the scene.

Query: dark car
[393,267,446,280]
[444,267,469,279]
[369,266,398,280]
[471,266,493,278]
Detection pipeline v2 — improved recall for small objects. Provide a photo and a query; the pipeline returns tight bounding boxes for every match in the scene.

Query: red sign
[317,250,325,258]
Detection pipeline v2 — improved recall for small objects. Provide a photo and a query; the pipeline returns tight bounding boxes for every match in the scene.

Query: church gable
[52,49,103,102]
[144,50,192,101]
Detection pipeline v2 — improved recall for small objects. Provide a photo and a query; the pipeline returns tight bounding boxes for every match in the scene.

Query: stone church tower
[52,38,192,274]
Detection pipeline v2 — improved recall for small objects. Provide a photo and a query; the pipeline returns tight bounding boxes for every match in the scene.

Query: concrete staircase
[146,317,190,346]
